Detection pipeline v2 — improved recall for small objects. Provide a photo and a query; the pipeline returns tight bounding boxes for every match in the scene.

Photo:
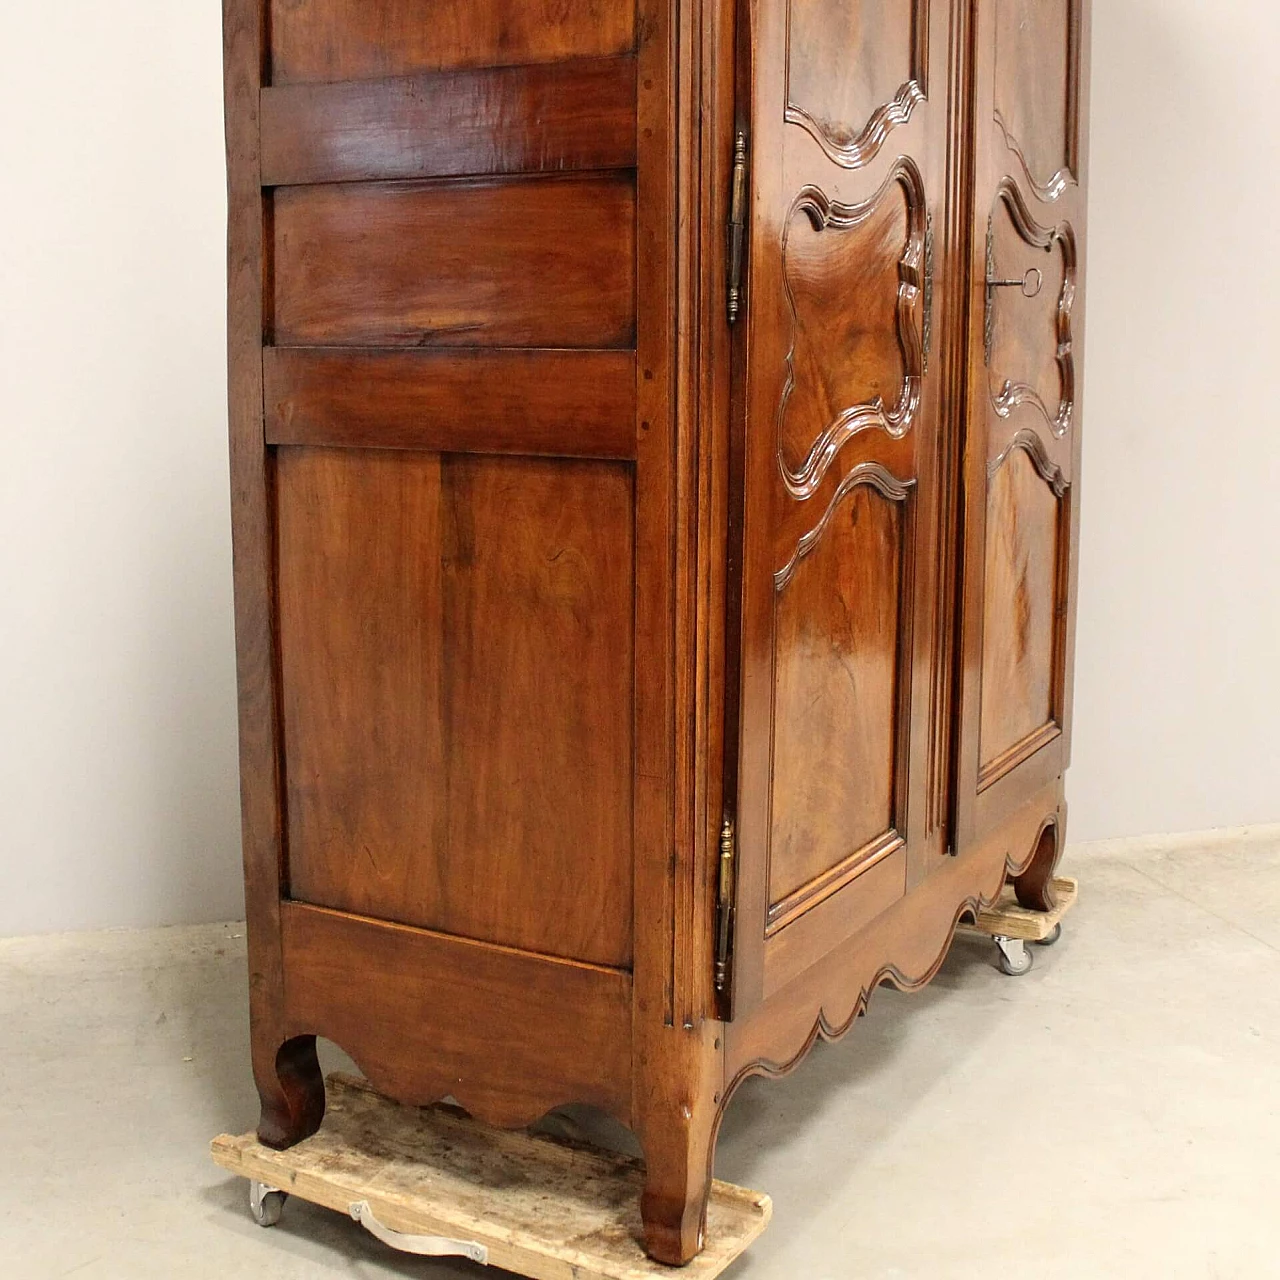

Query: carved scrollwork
[774,462,915,592]
[994,108,1075,204]
[719,813,1061,1105]
[989,178,1077,439]
[778,159,927,501]
[786,81,925,171]
[987,427,1069,497]
[784,0,929,170]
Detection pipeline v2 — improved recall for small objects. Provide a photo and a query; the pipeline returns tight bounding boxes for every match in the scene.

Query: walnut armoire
[223,0,1089,1263]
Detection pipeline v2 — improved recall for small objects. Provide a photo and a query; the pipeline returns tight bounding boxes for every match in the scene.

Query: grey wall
[1,0,1276,936]
[1068,0,1280,839]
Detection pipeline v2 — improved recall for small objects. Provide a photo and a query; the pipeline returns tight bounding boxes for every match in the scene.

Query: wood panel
[269,0,637,84]
[953,0,1089,852]
[786,0,924,168]
[439,455,635,967]
[978,445,1062,779]
[987,189,1073,432]
[264,348,637,459]
[994,0,1077,196]
[277,448,635,969]
[777,170,922,493]
[728,0,952,1019]
[260,57,638,187]
[768,484,904,913]
[280,904,633,1126]
[271,174,636,349]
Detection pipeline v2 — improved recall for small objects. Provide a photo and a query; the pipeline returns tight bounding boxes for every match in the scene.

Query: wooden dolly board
[212,1073,771,1279]
[957,875,1079,975]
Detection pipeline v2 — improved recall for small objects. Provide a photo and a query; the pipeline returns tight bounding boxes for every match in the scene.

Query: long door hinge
[726,131,749,325]
[714,815,737,991]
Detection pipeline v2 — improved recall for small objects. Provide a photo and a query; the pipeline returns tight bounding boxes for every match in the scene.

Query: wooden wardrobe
[223,0,1089,1263]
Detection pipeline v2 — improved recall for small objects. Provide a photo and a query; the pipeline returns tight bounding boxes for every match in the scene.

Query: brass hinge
[714,815,737,991]
[726,131,749,325]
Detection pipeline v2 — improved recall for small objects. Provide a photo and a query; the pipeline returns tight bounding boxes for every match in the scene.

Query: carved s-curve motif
[719,812,1061,1102]
[787,82,924,170]
[774,462,915,591]
[988,427,1068,497]
[784,0,928,170]
[778,159,927,500]
[994,108,1075,204]
[989,178,1077,439]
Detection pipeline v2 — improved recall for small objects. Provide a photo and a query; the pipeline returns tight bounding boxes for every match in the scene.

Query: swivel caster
[250,1179,288,1228]
[1035,923,1063,947]
[993,935,1033,977]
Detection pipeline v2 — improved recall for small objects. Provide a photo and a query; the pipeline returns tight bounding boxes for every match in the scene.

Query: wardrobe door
[953,0,1091,849]
[725,0,954,1016]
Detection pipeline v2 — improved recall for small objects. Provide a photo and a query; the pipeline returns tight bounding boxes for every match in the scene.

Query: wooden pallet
[212,1073,770,1280]
[960,875,1079,941]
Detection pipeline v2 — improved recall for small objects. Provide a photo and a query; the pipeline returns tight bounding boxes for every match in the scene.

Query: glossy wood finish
[264,348,638,459]
[979,446,1064,779]
[223,0,1089,1264]
[268,0,636,83]
[281,903,633,1125]
[724,782,1065,1085]
[224,0,326,1154]
[953,0,1090,850]
[271,175,636,349]
[277,448,635,967]
[768,485,903,916]
[261,57,637,187]
[729,0,954,1019]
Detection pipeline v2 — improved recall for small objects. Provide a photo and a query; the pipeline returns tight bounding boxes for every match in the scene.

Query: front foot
[256,1035,325,1150]
[641,1183,708,1266]
[1012,818,1062,913]
[639,1110,716,1265]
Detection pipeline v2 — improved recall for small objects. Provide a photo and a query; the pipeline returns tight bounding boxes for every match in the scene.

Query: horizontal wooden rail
[280,902,634,1127]
[264,347,638,459]
[261,56,638,186]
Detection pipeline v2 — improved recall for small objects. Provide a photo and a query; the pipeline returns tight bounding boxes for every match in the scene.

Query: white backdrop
[2,0,1277,936]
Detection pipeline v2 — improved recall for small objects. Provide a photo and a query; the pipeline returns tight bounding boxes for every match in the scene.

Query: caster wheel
[994,936,1034,977]
[250,1180,288,1228]
[1035,923,1063,948]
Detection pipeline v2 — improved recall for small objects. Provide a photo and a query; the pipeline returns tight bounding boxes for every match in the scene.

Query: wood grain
[993,0,1078,196]
[978,442,1062,781]
[786,0,924,167]
[768,484,903,910]
[280,907,633,1127]
[727,0,952,1021]
[261,57,638,187]
[271,174,636,349]
[219,0,1092,1264]
[268,0,637,84]
[224,0,326,1148]
[952,0,1089,852]
[726,783,1065,1088]
[264,348,638,459]
[277,448,636,969]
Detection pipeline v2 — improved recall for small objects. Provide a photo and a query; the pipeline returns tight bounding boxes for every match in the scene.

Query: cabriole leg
[255,1034,325,1150]
[640,1110,717,1265]
[1013,814,1063,912]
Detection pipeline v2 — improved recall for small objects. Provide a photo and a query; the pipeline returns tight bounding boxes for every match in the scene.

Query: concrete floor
[3,828,1278,1279]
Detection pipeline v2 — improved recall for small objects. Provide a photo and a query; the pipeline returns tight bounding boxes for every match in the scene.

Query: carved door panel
[954,0,1091,850]
[727,0,953,1015]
